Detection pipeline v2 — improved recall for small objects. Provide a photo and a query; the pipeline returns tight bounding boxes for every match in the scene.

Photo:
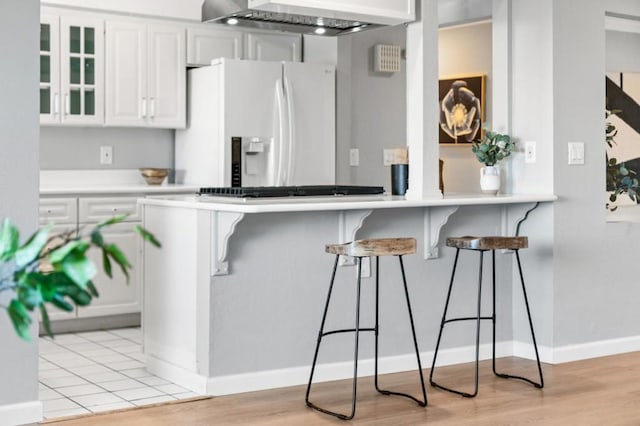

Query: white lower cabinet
[39,195,142,322]
[77,222,141,318]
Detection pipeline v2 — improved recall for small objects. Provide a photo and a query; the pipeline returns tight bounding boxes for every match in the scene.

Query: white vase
[480,165,500,194]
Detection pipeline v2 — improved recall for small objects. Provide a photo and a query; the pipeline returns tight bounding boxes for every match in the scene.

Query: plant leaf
[91,230,104,248]
[50,294,74,312]
[39,305,53,339]
[102,249,112,279]
[86,280,99,298]
[105,244,130,281]
[0,218,19,261]
[95,214,128,229]
[48,240,88,264]
[134,225,161,248]
[60,252,97,289]
[17,286,44,310]
[14,225,51,269]
[8,299,32,341]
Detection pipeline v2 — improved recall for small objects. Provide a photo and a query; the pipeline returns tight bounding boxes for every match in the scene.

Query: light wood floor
[45,353,640,425]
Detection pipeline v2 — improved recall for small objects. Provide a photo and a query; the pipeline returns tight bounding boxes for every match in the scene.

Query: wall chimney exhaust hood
[202,0,415,36]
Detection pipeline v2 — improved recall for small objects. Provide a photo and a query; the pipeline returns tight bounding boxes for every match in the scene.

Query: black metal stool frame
[305,254,427,420]
[429,248,544,398]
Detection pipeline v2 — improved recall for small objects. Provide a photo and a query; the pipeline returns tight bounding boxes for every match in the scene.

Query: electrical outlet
[100,146,113,165]
[360,257,371,278]
[525,141,536,164]
[383,149,394,166]
[349,148,359,166]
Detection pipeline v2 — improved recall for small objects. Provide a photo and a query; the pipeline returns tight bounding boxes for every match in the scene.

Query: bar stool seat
[325,237,417,257]
[429,235,544,398]
[306,237,427,420]
[446,236,528,251]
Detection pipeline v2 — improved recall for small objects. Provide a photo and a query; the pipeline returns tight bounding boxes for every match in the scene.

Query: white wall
[606,30,640,71]
[0,0,42,424]
[438,21,492,194]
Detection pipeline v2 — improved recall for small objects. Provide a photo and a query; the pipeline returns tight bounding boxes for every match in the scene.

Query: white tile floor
[39,327,200,419]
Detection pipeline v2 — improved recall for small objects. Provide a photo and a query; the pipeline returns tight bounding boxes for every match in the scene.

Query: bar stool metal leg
[305,255,340,416]
[305,255,365,420]
[430,249,492,398]
[374,255,428,406]
[492,250,544,388]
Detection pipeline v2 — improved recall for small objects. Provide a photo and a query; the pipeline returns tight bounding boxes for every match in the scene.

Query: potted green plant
[471,124,516,194]
[606,107,640,211]
[0,215,159,341]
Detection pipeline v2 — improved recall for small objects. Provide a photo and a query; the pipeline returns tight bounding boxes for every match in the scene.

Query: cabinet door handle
[141,98,147,118]
[53,93,60,115]
[149,97,155,119]
[64,93,70,115]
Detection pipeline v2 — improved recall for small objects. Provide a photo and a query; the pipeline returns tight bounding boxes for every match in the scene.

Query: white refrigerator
[175,58,336,187]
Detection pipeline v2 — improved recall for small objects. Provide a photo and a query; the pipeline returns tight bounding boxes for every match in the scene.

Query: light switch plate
[568,142,584,165]
[524,141,536,164]
[349,148,359,166]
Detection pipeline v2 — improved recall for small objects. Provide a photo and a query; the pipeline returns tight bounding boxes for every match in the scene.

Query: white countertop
[40,183,200,196]
[40,169,199,196]
[139,193,558,213]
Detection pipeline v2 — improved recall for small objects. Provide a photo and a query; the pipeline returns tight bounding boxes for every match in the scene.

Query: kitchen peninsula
[139,192,555,396]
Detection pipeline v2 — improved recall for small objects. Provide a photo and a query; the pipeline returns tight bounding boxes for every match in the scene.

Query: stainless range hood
[202,0,415,36]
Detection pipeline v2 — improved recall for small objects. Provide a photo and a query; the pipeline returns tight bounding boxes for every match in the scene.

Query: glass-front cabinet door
[40,15,60,125]
[40,14,104,125]
[60,17,104,125]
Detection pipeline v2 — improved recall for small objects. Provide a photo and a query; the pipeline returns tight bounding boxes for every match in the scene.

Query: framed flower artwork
[438,74,486,144]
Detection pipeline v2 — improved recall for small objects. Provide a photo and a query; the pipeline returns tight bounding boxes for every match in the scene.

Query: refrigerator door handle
[275,78,288,186]
[283,77,295,186]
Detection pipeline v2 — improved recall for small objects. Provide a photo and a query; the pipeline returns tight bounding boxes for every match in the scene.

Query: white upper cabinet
[245,31,301,62]
[40,14,104,126]
[187,26,243,66]
[105,21,186,128]
[187,25,301,66]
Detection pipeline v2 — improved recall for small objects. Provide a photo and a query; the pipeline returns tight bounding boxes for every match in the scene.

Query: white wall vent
[374,44,401,73]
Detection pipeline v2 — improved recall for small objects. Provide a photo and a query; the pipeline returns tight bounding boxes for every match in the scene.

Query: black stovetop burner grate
[198,185,385,198]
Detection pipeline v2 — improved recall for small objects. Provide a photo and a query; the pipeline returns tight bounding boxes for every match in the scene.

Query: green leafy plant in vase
[471,124,516,194]
[606,107,640,211]
[0,215,160,341]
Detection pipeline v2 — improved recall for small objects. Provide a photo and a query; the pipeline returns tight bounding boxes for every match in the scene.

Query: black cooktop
[198,185,385,198]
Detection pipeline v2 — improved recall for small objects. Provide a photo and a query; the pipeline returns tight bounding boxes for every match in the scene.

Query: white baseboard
[0,400,42,426]
[146,355,208,395]
[147,337,640,397]
[207,341,511,396]
[547,335,640,364]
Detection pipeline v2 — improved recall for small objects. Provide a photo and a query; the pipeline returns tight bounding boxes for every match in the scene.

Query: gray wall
[40,127,174,170]
[0,0,40,415]
[337,25,407,192]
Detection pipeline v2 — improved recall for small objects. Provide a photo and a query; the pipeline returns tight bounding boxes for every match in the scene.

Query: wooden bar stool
[305,238,427,420]
[429,236,544,398]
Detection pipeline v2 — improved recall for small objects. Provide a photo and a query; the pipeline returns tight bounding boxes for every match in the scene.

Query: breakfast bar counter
[139,193,556,396]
